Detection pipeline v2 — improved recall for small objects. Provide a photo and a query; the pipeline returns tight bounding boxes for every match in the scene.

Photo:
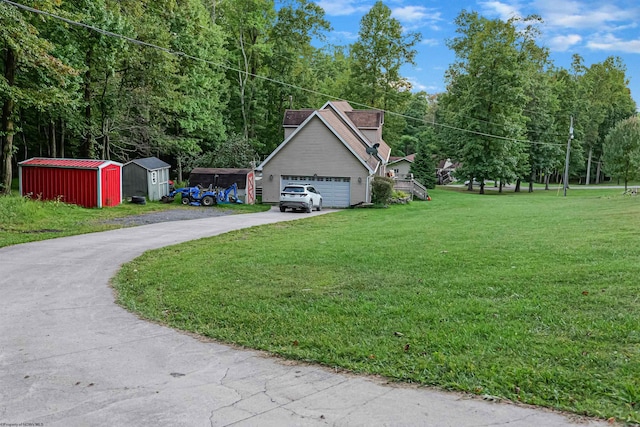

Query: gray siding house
[258,101,391,207]
[122,157,171,201]
[387,154,415,179]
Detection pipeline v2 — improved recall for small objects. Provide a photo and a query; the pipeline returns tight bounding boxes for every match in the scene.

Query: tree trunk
[544,171,550,190]
[49,120,57,158]
[238,32,250,141]
[1,46,17,195]
[81,45,94,158]
[479,182,485,194]
[59,118,65,158]
[515,179,521,192]
[595,158,602,184]
[585,147,592,185]
[498,180,503,193]
[103,118,110,160]
[529,171,535,193]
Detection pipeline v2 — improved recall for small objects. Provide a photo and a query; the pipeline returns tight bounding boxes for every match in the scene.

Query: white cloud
[392,6,442,23]
[587,33,640,53]
[391,5,443,32]
[479,1,522,21]
[546,34,583,51]
[534,0,636,30]
[421,38,439,47]
[316,0,372,16]
[330,30,359,41]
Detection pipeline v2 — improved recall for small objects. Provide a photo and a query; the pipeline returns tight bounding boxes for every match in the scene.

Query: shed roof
[190,168,253,175]
[388,154,415,166]
[19,158,119,169]
[126,157,170,170]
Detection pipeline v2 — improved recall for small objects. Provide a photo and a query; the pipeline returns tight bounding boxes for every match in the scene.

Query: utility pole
[563,116,574,197]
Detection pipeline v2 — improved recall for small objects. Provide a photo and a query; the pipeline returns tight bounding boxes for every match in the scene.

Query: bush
[371,176,394,205]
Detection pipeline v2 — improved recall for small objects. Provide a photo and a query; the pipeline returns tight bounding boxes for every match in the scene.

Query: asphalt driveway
[0,207,609,426]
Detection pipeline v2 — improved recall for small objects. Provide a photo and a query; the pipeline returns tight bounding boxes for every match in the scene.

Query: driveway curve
[0,208,608,427]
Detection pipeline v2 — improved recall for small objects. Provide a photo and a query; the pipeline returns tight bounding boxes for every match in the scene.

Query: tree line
[1,1,637,195]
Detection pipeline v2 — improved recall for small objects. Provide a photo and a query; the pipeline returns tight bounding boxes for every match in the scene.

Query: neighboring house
[123,157,171,201]
[437,158,459,185]
[258,101,391,207]
[387,154,416,179]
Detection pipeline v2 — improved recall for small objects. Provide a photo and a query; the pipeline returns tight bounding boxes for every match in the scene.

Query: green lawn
[113,187,640,423]
[0,193,268,248]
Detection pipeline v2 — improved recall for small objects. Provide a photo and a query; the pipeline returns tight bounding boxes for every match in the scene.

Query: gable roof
[388,154,415,166]
[321,101,391,163]
[317,110,380,171]
[126,157,170,170]
[259,109,377,173]
[19,158,121,169]
[260,101,392,173]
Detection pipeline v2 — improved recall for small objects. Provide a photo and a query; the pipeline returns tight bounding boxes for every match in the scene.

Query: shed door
[281,175,350,208]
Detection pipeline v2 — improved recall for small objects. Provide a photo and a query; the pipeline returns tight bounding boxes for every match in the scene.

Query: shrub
[371,176,394,205]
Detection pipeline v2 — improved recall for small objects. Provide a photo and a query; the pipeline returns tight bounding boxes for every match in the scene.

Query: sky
[289,0,640,109]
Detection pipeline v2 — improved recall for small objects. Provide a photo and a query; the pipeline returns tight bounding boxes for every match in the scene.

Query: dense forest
[1,0,637,195]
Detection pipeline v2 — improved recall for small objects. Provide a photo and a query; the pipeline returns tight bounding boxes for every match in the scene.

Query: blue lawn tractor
[161,183,242,206]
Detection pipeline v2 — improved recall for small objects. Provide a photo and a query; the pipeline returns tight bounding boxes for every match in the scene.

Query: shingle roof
[318,110,379,171]
[128,157,170,170]
[323,101,391,165]
[346,110,383,128]
[283,109,314,126]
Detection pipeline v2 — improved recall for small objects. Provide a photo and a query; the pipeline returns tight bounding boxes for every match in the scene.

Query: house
[122,157,171,201]
[387,154,416,179]
[437,158,459,185]
[258,101,391,207]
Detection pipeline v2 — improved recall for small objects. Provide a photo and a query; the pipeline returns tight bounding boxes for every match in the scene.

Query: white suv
[279,184,323,213]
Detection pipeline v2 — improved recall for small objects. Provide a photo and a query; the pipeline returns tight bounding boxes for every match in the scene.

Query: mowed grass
[113,188,640,423]
[0,193,268,248]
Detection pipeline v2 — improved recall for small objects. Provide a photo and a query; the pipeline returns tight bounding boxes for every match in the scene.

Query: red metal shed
[19,158,123,208]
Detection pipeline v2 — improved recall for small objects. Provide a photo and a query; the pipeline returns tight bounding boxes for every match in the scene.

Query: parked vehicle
[279,184,322,213]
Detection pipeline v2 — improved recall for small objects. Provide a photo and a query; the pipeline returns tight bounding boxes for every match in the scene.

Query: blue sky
[293,0,640,108]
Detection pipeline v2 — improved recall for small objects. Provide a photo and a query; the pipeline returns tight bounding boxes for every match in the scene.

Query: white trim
[387,158,414,167]
[97,169,102,208]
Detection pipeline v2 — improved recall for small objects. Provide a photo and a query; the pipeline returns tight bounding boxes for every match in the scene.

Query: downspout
[366,173,374,203]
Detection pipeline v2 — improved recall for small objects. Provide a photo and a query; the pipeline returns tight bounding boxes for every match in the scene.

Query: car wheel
[317,200,322,211]
[280,206,286,212]
[306,201,313,213]
[181,196,191,205]
[201,195,214,206]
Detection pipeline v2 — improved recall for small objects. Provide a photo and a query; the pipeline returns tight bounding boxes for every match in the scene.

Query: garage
[281,175,350,208]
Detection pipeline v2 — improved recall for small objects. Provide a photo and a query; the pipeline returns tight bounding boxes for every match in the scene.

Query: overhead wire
[1,0,564,148]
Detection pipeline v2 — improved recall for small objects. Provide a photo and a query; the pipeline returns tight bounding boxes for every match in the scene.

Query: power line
[1,0,564,148]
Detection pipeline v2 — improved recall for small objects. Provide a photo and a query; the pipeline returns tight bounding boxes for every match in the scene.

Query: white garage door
[281,176,351,208]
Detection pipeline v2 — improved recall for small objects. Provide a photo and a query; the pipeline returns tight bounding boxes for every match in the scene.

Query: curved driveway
[0,208,608,426]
